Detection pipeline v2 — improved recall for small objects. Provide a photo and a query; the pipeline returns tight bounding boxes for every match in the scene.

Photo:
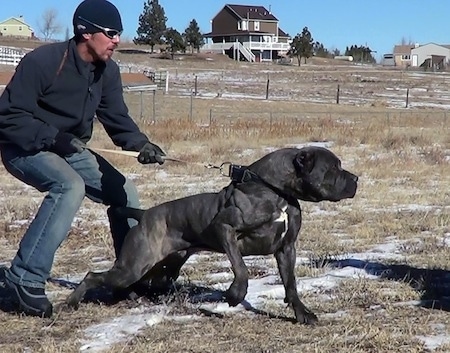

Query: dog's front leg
[208,210,248,307]
[222,227,248,306]
[275,242,318,325]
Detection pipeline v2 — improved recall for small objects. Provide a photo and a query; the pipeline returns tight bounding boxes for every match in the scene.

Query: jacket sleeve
[95,64,149,151]
[0,53,58,151]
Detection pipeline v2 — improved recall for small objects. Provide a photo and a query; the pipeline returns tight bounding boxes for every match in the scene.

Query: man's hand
[51,132,85,157]
[137,142,166,165]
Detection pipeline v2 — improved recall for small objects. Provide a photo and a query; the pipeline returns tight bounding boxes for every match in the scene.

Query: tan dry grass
[0,59,449,352]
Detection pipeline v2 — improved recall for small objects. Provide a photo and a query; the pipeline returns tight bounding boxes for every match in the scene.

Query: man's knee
[54,173,85,202]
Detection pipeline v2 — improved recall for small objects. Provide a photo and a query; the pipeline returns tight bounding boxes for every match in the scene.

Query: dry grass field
[0,42,449,352]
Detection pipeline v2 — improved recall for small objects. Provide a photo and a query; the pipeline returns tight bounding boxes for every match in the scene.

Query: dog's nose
[349,173,358,182]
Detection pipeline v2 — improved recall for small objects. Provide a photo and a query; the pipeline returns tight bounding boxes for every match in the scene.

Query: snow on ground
[44,237,444,352]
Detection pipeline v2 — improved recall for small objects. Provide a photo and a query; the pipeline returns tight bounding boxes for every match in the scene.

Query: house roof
[278,28,289,38]
[226,4,278,21]
[410,42,450,50]
[0,16,32,27]
[120,73,154,85]
[393,45,415,55]
[204,30,276,38]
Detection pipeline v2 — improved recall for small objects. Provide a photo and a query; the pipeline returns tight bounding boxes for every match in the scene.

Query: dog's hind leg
[274,242,318,324]
[66,224,168,309]
[149,250,194,292]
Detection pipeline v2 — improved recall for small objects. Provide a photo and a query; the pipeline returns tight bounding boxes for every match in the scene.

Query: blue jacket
[0,39,149,152]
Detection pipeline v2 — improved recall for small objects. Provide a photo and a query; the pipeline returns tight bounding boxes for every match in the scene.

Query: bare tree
[38,8,62,41]
[400,36,415,46]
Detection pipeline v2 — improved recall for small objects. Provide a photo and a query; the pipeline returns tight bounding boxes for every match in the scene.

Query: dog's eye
[332,163,342,172]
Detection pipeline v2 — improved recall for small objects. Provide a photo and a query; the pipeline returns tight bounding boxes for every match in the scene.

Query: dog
[66,146,358,324]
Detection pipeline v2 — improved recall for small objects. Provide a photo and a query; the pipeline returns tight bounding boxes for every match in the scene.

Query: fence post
[405,88,409,108]
[189,92,193,120]
[265,74,270,100]
[209,108,213,126]
[139,91,143,120]
[336,84,340,104]
[152,90,156,123]
[165,71,169,94]
[194,75,198,96]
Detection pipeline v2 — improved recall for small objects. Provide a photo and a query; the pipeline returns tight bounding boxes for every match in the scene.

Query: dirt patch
[0,71,13,85]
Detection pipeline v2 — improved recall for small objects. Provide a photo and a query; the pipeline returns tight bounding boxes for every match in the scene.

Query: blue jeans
[1,146,140,288]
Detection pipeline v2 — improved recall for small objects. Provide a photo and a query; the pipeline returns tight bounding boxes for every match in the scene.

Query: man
[0,0,165,318]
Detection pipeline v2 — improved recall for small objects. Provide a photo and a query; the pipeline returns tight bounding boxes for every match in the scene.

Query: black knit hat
[73,0,123,35]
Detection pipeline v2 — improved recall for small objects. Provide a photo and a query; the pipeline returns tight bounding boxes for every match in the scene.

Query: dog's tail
[112,206,145,222]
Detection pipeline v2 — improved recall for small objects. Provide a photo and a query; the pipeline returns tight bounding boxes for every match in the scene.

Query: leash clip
[204,162,235,178]
[219,162,232,177]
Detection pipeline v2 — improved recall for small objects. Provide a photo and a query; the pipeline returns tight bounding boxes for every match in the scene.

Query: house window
[241,20,248,31]
[254,21,260,31]
[237,22,241,30]
[19,26,22,31]
[401,54,411,60]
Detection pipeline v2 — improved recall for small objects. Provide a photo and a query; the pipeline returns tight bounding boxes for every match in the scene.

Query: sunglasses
[78,16,122,39]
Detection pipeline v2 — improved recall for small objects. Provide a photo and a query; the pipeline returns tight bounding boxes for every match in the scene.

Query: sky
[2,1,450,60]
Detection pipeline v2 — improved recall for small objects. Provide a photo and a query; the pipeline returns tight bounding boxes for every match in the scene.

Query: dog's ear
[294,149,315,174]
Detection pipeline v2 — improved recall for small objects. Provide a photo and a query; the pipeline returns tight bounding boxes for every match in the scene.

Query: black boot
[6,278,53,318]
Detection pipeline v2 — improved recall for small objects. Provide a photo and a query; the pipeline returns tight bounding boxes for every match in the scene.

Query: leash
[89,147,233,177]
[89,147,281,191]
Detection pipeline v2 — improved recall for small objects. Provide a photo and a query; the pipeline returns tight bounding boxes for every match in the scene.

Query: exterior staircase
[233,42,255,62]
[201,42,256,62]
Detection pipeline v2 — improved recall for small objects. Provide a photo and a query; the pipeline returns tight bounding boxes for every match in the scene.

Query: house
[201,4,291,62]
[393,44,416,68]
[0,16,34,39]
[410,43,450,70]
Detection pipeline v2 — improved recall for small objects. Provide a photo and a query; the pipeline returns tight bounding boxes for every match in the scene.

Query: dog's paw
[296,311,318,325]
[65,294,81,310]
[224,289,245,307]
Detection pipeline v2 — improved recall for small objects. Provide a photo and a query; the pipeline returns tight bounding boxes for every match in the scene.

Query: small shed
[411,43,450,69]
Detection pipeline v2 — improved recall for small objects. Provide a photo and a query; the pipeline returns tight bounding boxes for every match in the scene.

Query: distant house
[411,43,450,70]
[201,4,291,62]
[0,16,34,39]
[393,44,416,68]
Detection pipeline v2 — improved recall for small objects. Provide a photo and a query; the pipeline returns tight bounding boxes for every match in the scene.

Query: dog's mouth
[298,176,358,202]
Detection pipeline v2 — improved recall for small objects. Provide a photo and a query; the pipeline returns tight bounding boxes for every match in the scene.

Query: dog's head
[249,146,358,202]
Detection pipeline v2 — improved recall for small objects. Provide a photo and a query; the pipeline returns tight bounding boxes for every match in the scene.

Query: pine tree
[313,41,331,58]
[134,0,167,53]
[165,27,186,59]
[183,19,204,53]
[345,44,376,63]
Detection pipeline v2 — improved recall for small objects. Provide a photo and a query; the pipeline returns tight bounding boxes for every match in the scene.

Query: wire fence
[118,62,450,131]
[123,90,450,130]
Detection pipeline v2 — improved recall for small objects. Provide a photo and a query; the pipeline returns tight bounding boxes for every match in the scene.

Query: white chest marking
[274,205,289,239]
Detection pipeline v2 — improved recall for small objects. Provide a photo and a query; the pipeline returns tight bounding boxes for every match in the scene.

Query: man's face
[85,31,120,62]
